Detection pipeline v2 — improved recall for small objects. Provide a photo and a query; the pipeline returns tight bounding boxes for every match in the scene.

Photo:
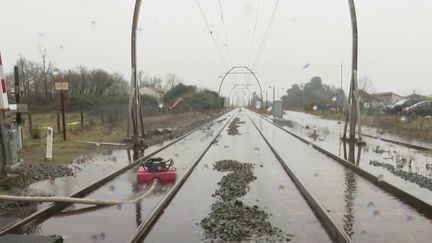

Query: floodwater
[273,110,432,204]
[248,110,432,242]
[145,111,330,243]
[21,111,235,243]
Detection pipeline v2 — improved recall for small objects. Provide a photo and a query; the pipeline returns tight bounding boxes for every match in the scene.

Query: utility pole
[272,86,275,102]
[342,0,364,146]
[337,63,345,112]
[126,0,146,160]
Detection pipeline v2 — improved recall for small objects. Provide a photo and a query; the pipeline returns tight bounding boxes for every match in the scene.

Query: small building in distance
[359,90,383,110]
[403,93,430,101]
[371,92,402,106]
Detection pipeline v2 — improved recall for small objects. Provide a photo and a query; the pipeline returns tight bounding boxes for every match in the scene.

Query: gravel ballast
[201,160,292,242]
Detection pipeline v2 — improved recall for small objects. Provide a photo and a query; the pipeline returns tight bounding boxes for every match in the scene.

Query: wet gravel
[201,160,292,242]
[227,118,241,136]
[369,160,432,191]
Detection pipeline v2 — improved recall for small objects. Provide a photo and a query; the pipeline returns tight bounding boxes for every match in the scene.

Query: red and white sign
[0,52,9,109]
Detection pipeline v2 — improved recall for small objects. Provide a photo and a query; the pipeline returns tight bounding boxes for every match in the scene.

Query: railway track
[2,108,431,242]
[0,110,235,239]
[133,109,432,243]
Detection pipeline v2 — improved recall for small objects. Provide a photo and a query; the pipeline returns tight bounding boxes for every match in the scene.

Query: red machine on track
[137,157,177,183]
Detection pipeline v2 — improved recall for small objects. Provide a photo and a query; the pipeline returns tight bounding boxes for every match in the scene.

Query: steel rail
[0,110,232,236]
[257,113,432,218]
[247,115,352,243]
[361,133,431,151]
[129,113,235,243]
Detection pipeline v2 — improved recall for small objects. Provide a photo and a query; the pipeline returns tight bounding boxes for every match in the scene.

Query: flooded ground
[145,111,330,243]
[6,111,234,242]
[272,110,432,204]
[248,110,432,242]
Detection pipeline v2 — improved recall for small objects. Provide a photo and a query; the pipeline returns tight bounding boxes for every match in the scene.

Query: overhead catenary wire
[248,0,261,67]
[218,0,233,66]
[195,0,230,69]
[251,0,280,70]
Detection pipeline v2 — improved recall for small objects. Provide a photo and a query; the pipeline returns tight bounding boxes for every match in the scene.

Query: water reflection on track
[249,110,432,242]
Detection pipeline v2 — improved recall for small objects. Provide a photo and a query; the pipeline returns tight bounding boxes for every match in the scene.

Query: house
[403,93,429,101]
[371,92,402,106]
[359,90,383,110]
[139,86,164,98]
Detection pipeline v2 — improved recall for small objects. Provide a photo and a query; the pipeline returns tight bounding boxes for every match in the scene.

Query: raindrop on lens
[372,210,381,219]
[99,233,106,240]
[367,201,374,207]
[377,174,384,181]
[91,235,98,241]
[108,185,115,192]
[312,105,318,111]
[203,164,209,169]
[116,204,122,210]
[406,215,413,221]
[313,172,319,177]
[278,185,285,192]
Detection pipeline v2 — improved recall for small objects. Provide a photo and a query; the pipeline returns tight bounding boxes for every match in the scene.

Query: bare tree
[358,75,374,93]
[164,73,181,91]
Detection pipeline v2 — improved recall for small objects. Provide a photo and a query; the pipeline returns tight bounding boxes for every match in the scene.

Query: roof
[359,90,381,102]
[371,92,402,98]
[403,93,429,100]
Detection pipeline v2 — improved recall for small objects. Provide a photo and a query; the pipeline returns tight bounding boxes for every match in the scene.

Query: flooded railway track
[0,110,235,241]
[248,110,432,242]
[259,113,432,217]
[2,109,431,242]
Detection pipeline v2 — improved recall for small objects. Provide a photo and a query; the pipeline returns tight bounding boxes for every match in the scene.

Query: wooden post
[60,90,66,141]
[56,113,61,133]
[80,111,84,129]
[28,113,33,138]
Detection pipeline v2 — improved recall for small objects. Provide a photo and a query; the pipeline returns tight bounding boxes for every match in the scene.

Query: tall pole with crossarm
[126,0,147,159]
[342,0,364,145]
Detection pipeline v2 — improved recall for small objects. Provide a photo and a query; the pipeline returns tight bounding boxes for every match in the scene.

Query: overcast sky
[1,0,431,98]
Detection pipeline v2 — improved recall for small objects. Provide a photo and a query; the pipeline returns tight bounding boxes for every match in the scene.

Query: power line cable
[194,0,229,69]
[218,0,233,66]
[252,0,280,69]
[248,0,261,67]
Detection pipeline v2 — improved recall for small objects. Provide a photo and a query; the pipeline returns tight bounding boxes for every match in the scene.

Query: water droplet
[99,233,106,240]
[58,45,64,50]
[406,215,413,221]
[203,164,209,169]
[174,153,179,157]
[254,147,260,153]
[90,20,97,26]
[91,235,98,241]
[278,185,284,192]
[331,96,338,102]
[377,174,384,181]
[38,32,45,38]
[367,201,374,208]
[313,172,319,177]
[312,105,318,111]
[361,230,367,235]
[116,204,122,210]
[108,185,115,192]
[372,210,381,219]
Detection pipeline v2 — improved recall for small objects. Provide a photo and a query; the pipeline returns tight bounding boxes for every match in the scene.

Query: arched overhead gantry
[218,66,263,101]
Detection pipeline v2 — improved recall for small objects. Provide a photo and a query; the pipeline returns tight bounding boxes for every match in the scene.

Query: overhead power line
[252,0,280,70]
[195,0,230,69]
[218,0,233,66]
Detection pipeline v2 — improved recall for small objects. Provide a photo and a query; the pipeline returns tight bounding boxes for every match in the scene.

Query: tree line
[281,76,347,110]
[5,51,220,112]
